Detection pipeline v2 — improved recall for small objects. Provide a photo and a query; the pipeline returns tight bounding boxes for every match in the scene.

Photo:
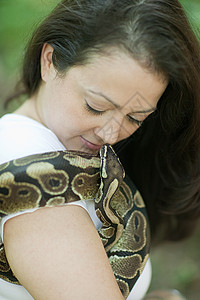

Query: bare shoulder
[4,205,123,300]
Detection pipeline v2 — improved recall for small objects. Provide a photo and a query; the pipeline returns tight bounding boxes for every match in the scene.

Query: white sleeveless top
[0,114,152,300]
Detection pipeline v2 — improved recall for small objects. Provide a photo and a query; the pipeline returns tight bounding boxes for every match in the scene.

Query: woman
[0,0,199,299]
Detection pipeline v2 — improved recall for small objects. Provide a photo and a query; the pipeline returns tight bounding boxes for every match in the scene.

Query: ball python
[0,144,150,298]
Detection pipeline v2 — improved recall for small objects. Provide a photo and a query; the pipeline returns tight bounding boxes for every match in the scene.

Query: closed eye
[127,115,143,127]
[84,100,105,115]
[85,99,144,126]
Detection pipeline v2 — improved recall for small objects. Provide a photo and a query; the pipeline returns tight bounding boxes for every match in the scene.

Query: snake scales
[0,144,150,298]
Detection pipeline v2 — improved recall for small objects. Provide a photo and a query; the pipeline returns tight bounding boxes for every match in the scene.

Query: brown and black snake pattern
[0,144,150,298]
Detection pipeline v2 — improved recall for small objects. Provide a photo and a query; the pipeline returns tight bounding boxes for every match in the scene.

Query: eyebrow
[88,89,157,114]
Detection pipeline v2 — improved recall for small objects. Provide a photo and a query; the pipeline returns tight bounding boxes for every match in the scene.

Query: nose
[94,116,123,145]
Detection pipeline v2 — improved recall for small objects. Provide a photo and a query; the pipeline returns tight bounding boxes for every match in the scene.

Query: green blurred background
[0,0,200,299]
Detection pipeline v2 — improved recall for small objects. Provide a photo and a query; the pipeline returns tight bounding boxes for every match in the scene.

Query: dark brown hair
[8,0,200,242]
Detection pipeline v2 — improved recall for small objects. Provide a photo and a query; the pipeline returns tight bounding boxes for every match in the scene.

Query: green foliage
[150,225,200,299]
[0,0,59,75]
[181,0,200,27]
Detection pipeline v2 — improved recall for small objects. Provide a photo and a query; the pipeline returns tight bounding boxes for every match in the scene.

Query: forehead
[63,49,168,110]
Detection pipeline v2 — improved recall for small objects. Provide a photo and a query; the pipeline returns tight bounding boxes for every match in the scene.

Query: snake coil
[0,144,150,298]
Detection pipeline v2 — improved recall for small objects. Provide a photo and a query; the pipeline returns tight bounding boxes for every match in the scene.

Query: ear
[40,43,56,82]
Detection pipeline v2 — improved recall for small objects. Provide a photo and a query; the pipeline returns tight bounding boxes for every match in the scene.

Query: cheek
[46,85,96,132]
[119,120,138,140]
[59,105,93,133]
[120,129,135,141]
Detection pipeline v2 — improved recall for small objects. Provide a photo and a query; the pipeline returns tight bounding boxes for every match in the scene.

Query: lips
[80,136,102,151]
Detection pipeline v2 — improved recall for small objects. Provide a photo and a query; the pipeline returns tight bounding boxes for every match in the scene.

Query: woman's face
[33,45,168,154]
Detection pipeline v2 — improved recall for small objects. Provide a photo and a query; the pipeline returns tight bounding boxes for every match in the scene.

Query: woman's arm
[4,205,124,300]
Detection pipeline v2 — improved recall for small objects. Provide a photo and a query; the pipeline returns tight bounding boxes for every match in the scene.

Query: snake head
[99,144,125,182]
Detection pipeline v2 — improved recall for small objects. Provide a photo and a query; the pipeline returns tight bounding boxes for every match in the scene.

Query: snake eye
[97,178,101,185]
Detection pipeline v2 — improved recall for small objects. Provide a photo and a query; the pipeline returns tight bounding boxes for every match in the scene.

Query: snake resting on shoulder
[0,144,150,298]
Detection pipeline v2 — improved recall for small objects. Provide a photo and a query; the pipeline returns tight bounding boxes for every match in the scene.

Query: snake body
[0,144,150,298]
